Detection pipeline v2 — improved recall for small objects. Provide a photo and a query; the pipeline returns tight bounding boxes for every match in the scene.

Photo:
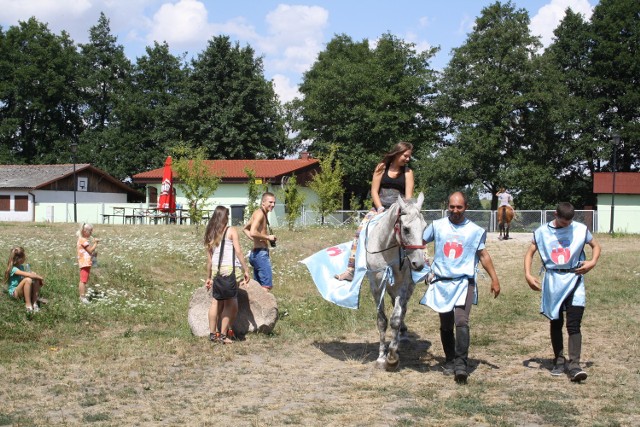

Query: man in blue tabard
[524,202,601,382]
[421,192,501,384]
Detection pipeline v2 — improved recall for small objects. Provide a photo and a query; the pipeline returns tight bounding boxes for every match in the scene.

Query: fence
[298,208,598,233]
[30,202,598,233]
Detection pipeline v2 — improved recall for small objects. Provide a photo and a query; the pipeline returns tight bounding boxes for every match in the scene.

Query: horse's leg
[385,278,415,371]
[369,273,388,367]
[385,294,403,371]
[505,221,510,240]
[398,280,415,342]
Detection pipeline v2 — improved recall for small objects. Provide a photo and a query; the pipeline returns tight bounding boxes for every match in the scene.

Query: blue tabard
[420,217,486,313]
[534,221,591,320]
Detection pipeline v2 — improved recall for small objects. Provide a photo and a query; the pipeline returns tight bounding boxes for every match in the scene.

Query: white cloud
[457,14,475,36]
[147,0,212,48]
[530,0,594,48]
[259,5,328,74]
[418,16,433,28]
[271,74,300,103]
[0,0,92,22]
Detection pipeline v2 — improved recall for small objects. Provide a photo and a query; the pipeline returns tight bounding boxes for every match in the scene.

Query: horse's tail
[501,206,506,224]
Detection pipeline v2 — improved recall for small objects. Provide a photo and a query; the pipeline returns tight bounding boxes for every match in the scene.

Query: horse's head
[395,192,427,271]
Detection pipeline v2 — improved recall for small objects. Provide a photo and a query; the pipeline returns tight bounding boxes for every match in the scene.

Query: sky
[1,0,597,103]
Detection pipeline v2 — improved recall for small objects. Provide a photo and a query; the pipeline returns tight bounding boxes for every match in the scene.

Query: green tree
[520,9,602,208]
[291,33,440,202]
[172,144,221,229]
[308,146,344,225]
[0,18,81,164]
[278,174,306,230]
[244,167,267,222]
[433,1,542,209]
[77,12,132,179]
[589,0,640,171]
[182,35,289,160]
[115,42,187,176]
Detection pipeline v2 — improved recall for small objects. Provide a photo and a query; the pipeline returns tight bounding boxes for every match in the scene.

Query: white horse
[365,193,427,371]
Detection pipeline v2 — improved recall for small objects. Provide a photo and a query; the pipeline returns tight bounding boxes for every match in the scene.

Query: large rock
[188,279,278,337]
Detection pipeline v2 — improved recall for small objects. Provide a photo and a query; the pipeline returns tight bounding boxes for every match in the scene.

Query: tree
[522,9,602,208]
[77,12,132,179]
[244,167,267,222]
[182,35,289,160]
[278,174,306,230]
[172,144,221,229]
[589,0,640,172]
[290,33,440,202]
[115,42,187,176]
[433,1,543,209]
[308,146,344,225]
[0,18,81,164]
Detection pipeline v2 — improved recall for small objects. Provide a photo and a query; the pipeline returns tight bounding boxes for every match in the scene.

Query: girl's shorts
[80,267,91,283]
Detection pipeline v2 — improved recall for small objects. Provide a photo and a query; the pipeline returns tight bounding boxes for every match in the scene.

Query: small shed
[0,164,142,222]
[593,172,640,233]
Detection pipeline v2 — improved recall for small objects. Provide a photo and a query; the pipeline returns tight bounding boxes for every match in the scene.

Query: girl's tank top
[379,164,409,208]
[211,235,240,268]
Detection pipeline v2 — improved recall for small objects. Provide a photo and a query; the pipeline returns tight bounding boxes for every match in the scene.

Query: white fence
[28,202,598,233]
[298,208,598,233]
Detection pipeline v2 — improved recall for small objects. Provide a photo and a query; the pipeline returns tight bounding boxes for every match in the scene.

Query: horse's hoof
[375,358,387,370]
[385,358,400,372]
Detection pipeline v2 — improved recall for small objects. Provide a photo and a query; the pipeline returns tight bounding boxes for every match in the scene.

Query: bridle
[393,210,426,250]
[367,208,426,255]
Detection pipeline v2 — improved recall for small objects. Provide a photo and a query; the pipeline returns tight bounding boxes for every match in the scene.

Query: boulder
[187,279,278,337]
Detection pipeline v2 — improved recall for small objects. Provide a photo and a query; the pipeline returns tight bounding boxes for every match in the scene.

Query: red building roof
[593,172,640,195]
[132,158,320,184]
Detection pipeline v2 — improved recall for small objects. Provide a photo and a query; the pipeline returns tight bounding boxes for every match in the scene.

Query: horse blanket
[301,212,431,309]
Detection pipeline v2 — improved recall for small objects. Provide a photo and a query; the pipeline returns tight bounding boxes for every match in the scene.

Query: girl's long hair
[4,246,25,283]
[381,141,413,167]
[204,206,230,250]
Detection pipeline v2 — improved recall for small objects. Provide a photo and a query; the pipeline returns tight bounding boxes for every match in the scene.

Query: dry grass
[0,222,638,426]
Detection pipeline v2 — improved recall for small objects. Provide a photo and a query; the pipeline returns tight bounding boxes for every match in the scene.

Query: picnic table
[101,207,146,224]
[100,207,208,225]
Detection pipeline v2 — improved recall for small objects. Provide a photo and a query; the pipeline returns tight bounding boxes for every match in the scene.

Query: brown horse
[497,206,514,240]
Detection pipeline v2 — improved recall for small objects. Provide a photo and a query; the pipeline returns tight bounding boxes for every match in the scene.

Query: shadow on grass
[522,357,594,378]
[313,332,434,372]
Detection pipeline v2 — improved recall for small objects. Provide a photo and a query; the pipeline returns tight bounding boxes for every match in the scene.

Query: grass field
[0,222,638,426]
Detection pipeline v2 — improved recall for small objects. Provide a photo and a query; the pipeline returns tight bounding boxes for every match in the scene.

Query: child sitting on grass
[4,246,45,315]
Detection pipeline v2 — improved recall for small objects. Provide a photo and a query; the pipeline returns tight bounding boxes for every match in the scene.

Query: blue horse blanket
[301,213,431,309]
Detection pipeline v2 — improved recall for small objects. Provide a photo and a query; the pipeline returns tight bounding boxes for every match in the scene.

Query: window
[0,195,8,211]
[15,195,28,211]
[149,187,158,204]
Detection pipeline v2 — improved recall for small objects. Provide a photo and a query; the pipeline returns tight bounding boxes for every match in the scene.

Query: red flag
[158,156,176,213]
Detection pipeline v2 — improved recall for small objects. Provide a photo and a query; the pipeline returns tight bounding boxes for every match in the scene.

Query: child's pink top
[77,237,92,268]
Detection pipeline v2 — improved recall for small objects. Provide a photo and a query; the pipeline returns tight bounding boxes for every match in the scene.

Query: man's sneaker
[209,332,221,343]
[454,370,468,384]
[441,360,454,376]
[80,297,90,305]
[569,368,587,382]
[551,362,565,376]
[32,303,40,313]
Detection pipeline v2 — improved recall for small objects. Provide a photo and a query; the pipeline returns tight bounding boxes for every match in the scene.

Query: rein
[393,211,426,250]
[366,209,426,255]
